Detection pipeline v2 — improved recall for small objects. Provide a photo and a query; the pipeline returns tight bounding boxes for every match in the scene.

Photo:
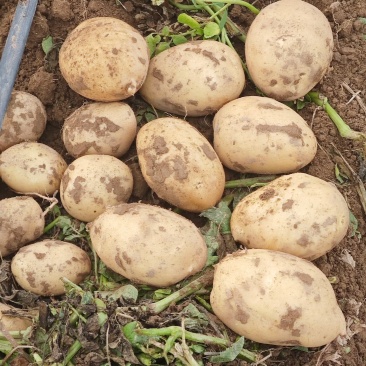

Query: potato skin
[231,173,350,260]
[245,0,333,101]
[0,142,67,195]
[140,40,245,116]
[210,249,346,347]
[0,196,45,257]
[59,17,149,101]
[60,155,133,222]
[11,240,91,296]
[0,91,47,152]
[213,96,317,174]
[0,303,33,332]
[136,117,225,212]
[88,203,208,287]
[62,102,137,158]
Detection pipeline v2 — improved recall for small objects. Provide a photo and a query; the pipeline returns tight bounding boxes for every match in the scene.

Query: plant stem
[225,175,277,189]
[203,0,260,14]
[63,339,82,366]
[307,92,366,141]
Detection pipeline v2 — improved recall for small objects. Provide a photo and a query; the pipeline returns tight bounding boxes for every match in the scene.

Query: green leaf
[209,336,245,363]
[123,322,150,346]
[359,17,366,24]
[155,42,171,55]
[177,13,201,30]
[218,8,228,30]
[153,288,172,300]
[172,34,188,46]
[42,35,54,56]
[203,22,221,39]
[161,26,170,37]
[335,163,349,184]
[349,211,361,239]
[145,34,158,57]
[97,284,139,303]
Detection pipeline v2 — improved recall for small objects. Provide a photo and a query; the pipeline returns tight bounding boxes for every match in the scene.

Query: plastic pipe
[0,0,38,129]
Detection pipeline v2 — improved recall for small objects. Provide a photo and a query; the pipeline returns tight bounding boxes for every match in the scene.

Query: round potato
[0,196,45,257]
[62,102,137,158]
[136,117,225,212]
[245,0,334,101]
[88,203,208,287]
[60,154,133,222]
[140,40,245,116]
[213,96,317,174]
[231,173,350,260]
[210,249,346,347]
[0,303,33,332]
[11,240,91,296]
[59,17,149,101]
[0,142,67,195]
[0,91,47,152]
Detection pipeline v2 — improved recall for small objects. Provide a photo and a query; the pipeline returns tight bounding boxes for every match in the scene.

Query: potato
[60,154,133,222]
[11,240,91,296]
[231,173,350,260]
[140,40,245,116]
[0,142,67,195]
[210,249,346,347]
[0,91,47,152]
[213,96,317,174]
[88,203,208,287]
[136,117,225,212]
[0,303,33,332]
[59,17,149,101]
[0,196,45,257]
[245,0,334,101]
[62,102,137,158]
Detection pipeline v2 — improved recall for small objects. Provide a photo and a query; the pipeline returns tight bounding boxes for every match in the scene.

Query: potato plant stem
[62,339,82,366]
[203,0,260,14]
[225,175,277,189]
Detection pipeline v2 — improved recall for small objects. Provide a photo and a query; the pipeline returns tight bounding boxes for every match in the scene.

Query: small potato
[0,91,47,152]
[11,240,91,296]
[0,142,67,195]
[140,40,245,116]
[88,203,208,287]
[213,96,317,174]
[62,102,137,158]
[136,117,225,212]
[210,249,346,347]
[59,17,149,101]
[231,173,350,260]
[245,0,334,101]
[0,303,33,332]
[0,196,45,257]
[60,155,133,222]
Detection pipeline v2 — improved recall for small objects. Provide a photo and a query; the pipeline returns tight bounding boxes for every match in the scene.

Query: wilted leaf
[209,336,245,362]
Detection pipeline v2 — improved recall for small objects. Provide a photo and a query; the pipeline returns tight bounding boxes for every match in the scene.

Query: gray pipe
[0,0,38,129]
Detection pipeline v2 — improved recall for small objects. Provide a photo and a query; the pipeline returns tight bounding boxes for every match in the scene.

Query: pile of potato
[0,0,348,348]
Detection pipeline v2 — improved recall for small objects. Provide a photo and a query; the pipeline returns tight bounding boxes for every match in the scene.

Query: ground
[0,0,366,365]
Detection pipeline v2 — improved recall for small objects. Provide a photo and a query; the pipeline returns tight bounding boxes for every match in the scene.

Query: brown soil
[1,0,366,365]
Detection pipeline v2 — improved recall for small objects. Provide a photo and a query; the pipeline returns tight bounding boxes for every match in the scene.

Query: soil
[1,0,366,365]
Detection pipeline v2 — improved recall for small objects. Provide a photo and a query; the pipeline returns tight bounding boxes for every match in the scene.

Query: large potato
[231,173,349,260]
[60,154,133,222]
[59,17,149,101]
[0,142,67,195]
[0,91,47,152]
[62,102,137,158]
[0,303,33,332]
[136,117,225,212]
[245,0,334,101]
[140,40,245,116]
[88,203,208,287]
[213,96,317,174]
[210,249,346,347]
[0,196,45,257]
[11,240,91,296]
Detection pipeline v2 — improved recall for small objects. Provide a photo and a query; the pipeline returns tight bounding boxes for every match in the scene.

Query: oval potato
[231,173,350,260]
[0,303,33,332]
[213,96,317,174]
[245,0,334,101]
[59,17,149,101]
[136,117,225,212]
[60,154,133,222]
[88,203,208,287]
[140,40,245,116]
[0,196,45,257]
[62,102,137,158]
[11,240,91,296]
[0,91,47,152]
[0,142,67,195]
[210,249,346,347]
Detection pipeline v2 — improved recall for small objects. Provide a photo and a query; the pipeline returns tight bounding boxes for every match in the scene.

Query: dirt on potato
[0,0,366,365]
